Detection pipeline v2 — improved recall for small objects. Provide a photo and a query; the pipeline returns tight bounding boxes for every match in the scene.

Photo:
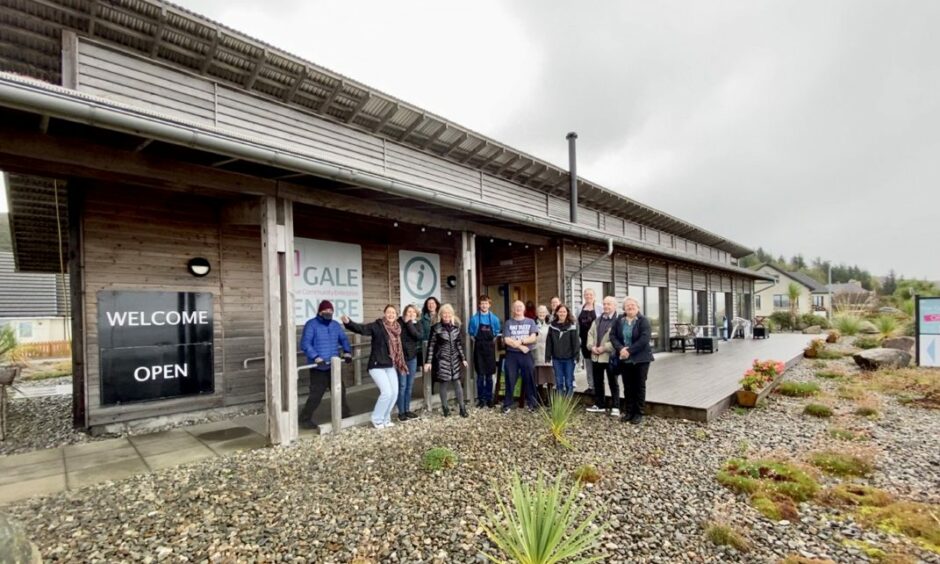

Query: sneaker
[586,405,605,413]
[502,406,511,414]
[385,420,396,427]
[373,422,387,429]
[405,411,419,419]
[610,408,621,417]
[398,414,409,422]
[527,406,538,413]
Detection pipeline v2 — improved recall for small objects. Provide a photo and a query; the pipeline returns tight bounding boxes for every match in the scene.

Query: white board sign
[399,250,441,312]
[293,238,363,324]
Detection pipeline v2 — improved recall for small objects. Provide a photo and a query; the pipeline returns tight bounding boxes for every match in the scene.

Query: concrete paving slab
[230,414,266,436]
[0,457,66,486]
[0,473,66,505]
[66,446,140,472]
[130,432,204,457]
[0,447,62,470]
[202,433,268,456]
[67,457,150,490]
[144,444,216,471]
[63,437,131,457]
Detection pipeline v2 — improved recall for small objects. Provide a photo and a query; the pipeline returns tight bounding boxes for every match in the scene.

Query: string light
[393,222,399,227]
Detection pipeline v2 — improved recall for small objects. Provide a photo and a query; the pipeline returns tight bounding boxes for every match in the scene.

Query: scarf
[383,319,408,374]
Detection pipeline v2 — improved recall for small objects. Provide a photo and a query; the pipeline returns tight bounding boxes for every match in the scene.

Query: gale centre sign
[293,237,364,323]
[98,291,214,405]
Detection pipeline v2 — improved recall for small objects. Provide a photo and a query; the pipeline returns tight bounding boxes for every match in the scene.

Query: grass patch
[22,360,72,381]
[732,406,749,416]
[422,447,457,472]
[820,483,893,508]
[777,381,820,397]
[571,464,601,484]
[779,557,836,564]
[858,502,940,554]
[815,369,846,380]
[835,315,863,336]
[750,492,799,521]
[843,539,887,560]
[854,405,880,418]
[704,522,750,552]
[717,458,819,502]
[817,349,846,360]
[860,368,940,410]
[828,427,870,442]
[853,336,882,349]
[808,450,874,477]
[837,385,867,401]
[803,403,834,418]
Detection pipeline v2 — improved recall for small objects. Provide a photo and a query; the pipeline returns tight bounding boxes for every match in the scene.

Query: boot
[442,405,450,417]
[459,404,468,418]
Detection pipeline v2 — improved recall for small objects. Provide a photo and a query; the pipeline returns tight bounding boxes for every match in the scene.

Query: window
[754,295,762,310]
[813,295,826,308]
[18,322,33,339]
[773,295,790,309]
[677,289,694,324]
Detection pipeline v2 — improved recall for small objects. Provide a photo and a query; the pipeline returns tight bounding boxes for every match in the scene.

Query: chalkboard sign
[98,291,214,405]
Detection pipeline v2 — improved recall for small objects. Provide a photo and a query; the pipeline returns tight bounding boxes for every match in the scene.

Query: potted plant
[736,359,786,407]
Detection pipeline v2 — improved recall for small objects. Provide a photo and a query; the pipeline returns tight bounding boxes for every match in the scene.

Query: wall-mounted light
[421,227,426,232]
[508,242,512,246]
[393,222,399,227]
[187,257,211,277]
[446,275,458,288]
[447,230,452,236]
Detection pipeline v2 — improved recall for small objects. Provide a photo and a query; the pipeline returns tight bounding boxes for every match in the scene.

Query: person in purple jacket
[299,300,352,429]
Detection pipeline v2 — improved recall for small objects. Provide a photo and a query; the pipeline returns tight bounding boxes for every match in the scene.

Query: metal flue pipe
[566,131,578,223]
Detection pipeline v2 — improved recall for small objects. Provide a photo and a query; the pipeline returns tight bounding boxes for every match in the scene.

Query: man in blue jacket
[299,300,352,429]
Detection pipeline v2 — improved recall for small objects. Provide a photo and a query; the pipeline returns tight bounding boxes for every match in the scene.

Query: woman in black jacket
[424,304,468,417]
[610,297,655,425]
[342,304,409,429]
[545,304,580,397]
[396,304,421,421]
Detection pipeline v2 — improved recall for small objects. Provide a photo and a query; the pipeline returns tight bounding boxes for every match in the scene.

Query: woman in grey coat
[424,303,468,417]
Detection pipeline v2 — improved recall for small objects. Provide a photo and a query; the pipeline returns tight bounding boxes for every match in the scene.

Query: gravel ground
[5,357,940,563]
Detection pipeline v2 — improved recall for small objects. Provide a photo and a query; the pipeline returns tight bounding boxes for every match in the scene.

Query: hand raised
[340,314,350,324]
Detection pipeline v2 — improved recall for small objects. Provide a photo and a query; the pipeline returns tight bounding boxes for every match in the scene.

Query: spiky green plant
[541,392,580,449]
[481,471,606,564]
[787,282,801,329]
[0,325,27,365]
[873,316,898,340]
[834,315,863,336]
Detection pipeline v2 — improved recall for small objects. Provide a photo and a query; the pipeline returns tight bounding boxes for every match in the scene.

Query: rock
[803,326,823,334]
[0,513,41,564]
[882,336,915,354]
[853,348,912,370]
[858,320,879,334]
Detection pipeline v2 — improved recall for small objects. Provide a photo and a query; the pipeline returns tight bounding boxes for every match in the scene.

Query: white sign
[294,238,363,324]
[399,250,441,312]
[920,335,939,368]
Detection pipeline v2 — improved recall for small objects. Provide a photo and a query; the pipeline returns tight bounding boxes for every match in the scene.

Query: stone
[857,320,879,334]
[803,326,823,334]
[882,336,915,354]
[0,513,41,564]
[853,348,912,370]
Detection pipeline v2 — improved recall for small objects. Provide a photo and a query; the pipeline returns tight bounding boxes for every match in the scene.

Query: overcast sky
[123,2,940,277]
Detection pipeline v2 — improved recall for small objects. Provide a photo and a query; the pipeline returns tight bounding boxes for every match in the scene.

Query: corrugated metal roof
[0,0,754,257]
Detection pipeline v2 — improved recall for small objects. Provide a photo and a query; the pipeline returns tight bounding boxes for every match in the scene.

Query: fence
[19,340,71,359]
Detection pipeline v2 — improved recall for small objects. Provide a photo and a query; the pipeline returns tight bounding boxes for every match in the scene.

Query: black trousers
[591,362,619,410]
[299,368,351,424]
[620,362,650,418]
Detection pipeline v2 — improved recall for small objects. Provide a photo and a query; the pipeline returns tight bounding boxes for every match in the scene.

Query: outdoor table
[694,336,719,353]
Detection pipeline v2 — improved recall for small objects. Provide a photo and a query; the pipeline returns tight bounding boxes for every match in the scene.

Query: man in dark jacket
[610,297,655,425]
[299,300,353,429]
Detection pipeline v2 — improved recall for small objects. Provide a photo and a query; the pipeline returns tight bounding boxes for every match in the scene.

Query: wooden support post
[68,183,86,428]
[330,356,342,435]
[459,231,477,401]
[260,196,297,445]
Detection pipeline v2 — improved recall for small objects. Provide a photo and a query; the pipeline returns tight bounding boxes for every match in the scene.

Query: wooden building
[0,0,768,443]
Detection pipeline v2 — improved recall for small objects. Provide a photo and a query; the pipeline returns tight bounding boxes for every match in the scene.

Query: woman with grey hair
[610,296,655,425]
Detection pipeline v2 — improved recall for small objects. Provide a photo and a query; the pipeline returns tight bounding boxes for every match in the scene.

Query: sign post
[916,296,940,368]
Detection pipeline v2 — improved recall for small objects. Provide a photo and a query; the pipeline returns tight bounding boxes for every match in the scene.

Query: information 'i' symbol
[416,264,425,291]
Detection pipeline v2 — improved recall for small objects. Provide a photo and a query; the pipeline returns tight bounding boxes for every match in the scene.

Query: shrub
[0,325,28,366]
[704,522,750,552]
[826,330,841,343]
[716,458,819,502]
[423,447,457,472]
[820,483,893,507]
[873,316,899,339]
[853,335,882,349]
[800,313,830,329]
[854,406,880,418]
[481,471,606,564]
[837,385,867,401]
[858,502,940,552]
[834,315,863,336]
[803,403,833,418]
[769,311,795,331]
[777,381,820,397]
[571,465,601,484]
[541,392,579,449]
[808,450,874,477]
[803,339,825,359]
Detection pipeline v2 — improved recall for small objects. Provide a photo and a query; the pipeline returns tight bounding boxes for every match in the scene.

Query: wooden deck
[575,333,817,422]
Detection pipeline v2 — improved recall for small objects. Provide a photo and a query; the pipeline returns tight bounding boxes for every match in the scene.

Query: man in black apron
[469,295,501,408]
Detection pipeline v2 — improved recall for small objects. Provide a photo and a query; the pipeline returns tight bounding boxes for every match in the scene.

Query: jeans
[503,351,538,409]
[552,358,576,397]
[592,362,619,410]
[475,365,494,404]
[397,357,417,415]
[299,367,350,425]
[368,366,399,426]
[620,362,650,418]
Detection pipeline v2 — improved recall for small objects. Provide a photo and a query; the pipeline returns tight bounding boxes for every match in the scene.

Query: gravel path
[5,358,940,563]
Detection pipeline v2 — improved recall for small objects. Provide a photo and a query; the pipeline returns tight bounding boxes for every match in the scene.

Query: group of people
[298,287,654,430]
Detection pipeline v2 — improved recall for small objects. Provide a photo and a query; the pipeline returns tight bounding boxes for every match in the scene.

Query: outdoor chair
[669,324,695,352]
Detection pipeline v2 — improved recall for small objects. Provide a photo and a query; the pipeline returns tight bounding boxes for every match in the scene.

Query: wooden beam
[85,0,99,36]
[68,183,86,428]
[283,66,308,103]
[211,157,239,167]
[442,132,468,156]
[319,79,345,113]
[133,138,154,152]
[478,147,505,168]
[399,113,426,142]
[494,155,521,176]
[345,93,371,123]
[372,103,399,133]
[421,123,447,149]
[221,199,260,225]
[150,8,167,58]
[459,140,487,163]
[244,49,267,90]
[200,30,221,75]
[61,30,79,89]
[38,115,50,134]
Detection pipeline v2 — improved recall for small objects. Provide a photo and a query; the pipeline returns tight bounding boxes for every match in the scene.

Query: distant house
[827,280,875,312]
[0,250,70,343]
[751,263,830,318]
